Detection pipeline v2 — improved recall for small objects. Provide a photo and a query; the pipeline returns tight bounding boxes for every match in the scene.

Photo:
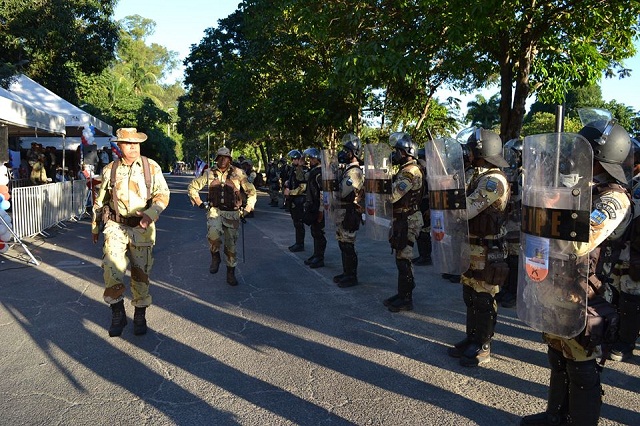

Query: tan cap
[111,128,148,143]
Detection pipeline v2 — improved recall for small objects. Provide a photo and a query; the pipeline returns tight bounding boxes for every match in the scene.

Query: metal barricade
[10,180,91,239]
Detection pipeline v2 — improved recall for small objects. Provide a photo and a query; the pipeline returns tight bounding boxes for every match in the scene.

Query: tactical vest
[208,167,243,211]
[287,165,307,194]
[466,169,508,237]
[588,182,631,298]
[393,161,422,214]
[305,165,322,211]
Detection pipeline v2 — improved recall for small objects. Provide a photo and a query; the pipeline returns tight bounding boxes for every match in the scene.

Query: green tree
[0,0,119,102]
[465,94,501,129]
[445,0,640,140]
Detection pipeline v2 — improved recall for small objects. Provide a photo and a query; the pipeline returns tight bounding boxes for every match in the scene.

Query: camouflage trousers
[460,243,504,298]
[206,209,241,267]
[102,221,155,307]
[610,261,640,296]
[543,333,598,362]
[335,208,357,244]
[395,211,423,261]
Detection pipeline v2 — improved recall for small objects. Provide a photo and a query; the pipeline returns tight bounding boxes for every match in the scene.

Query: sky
[114,0,640,112]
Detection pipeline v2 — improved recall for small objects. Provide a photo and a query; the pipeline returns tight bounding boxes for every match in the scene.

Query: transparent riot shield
[425,137,470,274]
[517,133,593,338]
[363,143,393,241]
[321,149,340,232]
[503,143,523,236]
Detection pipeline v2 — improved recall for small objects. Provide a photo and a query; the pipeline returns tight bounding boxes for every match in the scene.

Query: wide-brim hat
[600,161,627,184]
[215,147,232,160]
[111,128,147,143]
[484,154,510,168]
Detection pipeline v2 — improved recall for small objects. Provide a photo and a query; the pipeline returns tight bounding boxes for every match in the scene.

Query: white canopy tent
[0,87,66,136]
[7,74,112,137]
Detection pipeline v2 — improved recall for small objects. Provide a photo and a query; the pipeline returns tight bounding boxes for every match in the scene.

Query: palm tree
[465,93,500,129]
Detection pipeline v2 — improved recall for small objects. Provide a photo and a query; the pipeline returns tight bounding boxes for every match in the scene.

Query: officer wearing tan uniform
[447,128,510,367]
[521,121,632,426]
[92,128,171,337]
[383,132,424,312]
[187,147,256,286]
[333,134,364,288]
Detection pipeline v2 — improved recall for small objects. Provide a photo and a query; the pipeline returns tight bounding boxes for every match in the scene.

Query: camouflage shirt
[92,157,170,234]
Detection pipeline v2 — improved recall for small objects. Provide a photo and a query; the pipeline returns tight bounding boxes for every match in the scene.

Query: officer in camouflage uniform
[412,147,432,266]
[333,134,365,288]
[447,128,510,367]
[187,147,256,286]
[284,149,307,252]
[266,160,280,207]
[383,132,423,312]
[608,139,640,362]
[302,147,326,268]
[92,128,171,337]
[521,121,632,426]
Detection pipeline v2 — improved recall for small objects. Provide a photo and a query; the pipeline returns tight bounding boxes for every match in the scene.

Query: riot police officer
[333,134,365,287]
[284,149,307,252]
[447,128,510,367]
[412,147,432,266]
[383,132,424,312]
[520,120,632,426]
[302,147,326,268]
[609,137,640,362]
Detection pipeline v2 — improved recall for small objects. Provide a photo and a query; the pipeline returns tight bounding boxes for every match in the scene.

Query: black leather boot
[566,358,601,425]
[227,266,238,286]
[133,306,147,335]
[609,292,640,362]
[334,242,348,282]
[108,300,127,337]
[388,259,414,312]
[448,286,475,357]
[412,231,432,265]
[460,290,495,367]
[210,251,221,274]
[338,242,359,288]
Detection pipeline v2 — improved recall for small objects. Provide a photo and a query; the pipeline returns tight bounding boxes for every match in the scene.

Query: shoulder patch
[346,177,353,186]
[590,209,607,226]
[485,178,498,192]
[398,181,408,192]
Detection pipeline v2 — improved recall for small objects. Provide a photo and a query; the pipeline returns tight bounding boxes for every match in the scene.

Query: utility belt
[393,206,418,216]
[469,236,505,247]
[105,208,142,227]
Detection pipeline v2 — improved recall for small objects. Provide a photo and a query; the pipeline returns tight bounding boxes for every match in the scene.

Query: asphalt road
[1,175,638,425]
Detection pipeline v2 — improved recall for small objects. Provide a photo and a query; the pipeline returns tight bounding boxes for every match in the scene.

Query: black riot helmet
[287,149,302,160]
[466,127,509,168]
[579,120,630,183]
[303,147,321,160]
[389,132,418,165]
[341,133,361,157]
[417,147,426,160]
[503,138,523,169]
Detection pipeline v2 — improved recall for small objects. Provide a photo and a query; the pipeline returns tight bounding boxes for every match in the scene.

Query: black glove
[199,201,210,209]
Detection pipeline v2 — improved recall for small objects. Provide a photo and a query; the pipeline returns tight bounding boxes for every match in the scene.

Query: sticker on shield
[365,192,375,216]
[431,210,445,241]
[524,234,549,282]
